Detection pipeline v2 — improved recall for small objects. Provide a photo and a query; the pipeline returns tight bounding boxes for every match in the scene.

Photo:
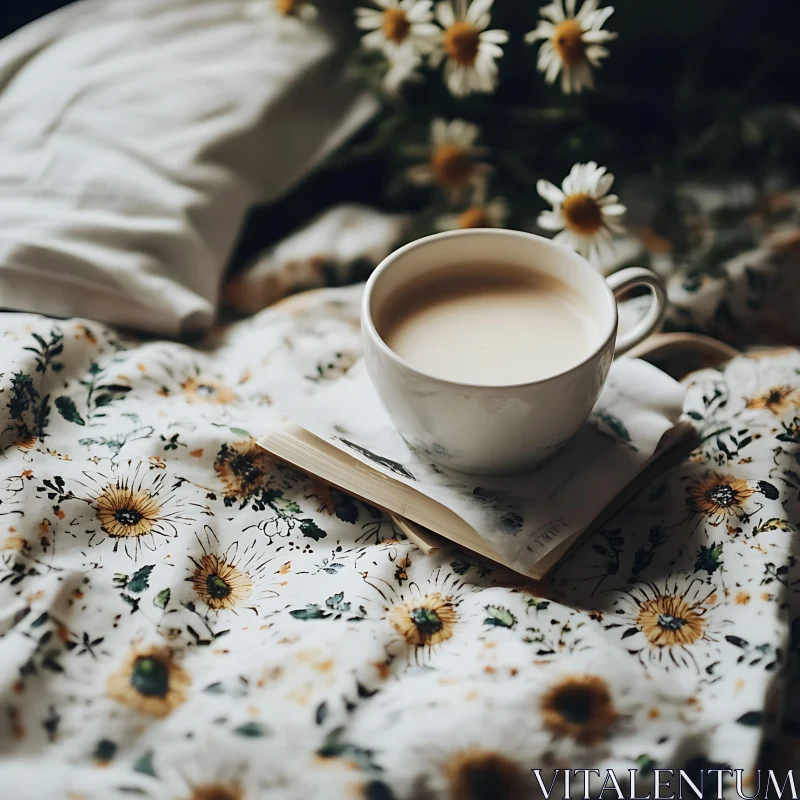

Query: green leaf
[326,592,351,612]
[695,542,724,575]
[753,518,793,534]
[300,519,326,541]
[153,589,170,610]
[54,396,85,426]
[737,711,762,726]
[331,489,359,524]
[133,750,157,777]
[290,604,330,620]
[230,427,251,437]
[483,605,516,628]
[127,565,154,593]
[233,721,270,738]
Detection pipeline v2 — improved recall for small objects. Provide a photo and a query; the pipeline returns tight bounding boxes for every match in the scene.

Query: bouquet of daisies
[261,0,800,275]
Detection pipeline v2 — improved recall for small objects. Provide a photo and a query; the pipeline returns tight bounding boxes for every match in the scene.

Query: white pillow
[0,0,375,336]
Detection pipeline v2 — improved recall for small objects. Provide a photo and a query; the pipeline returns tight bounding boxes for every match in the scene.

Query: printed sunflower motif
[188,786,243,800]
[612,579,726,671]
[95,484,163,539]
[388,591,459,646]
[189,554,253,612]
[745,385,799,415]
[445,749,525,800]
[182,377,238,405]
[214,440,277,505]
[635,594,706,648]
[539,674,617,745]
[107,644,190,718]
[686,472,755,526]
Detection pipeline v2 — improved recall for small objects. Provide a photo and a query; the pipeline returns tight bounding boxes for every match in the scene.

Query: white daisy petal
[582,29,616,44]
[435,0,455,27]
[465,0,493,24]
[587,4,614,29]
[600,203,625,217]
[544,52,562,83]
[566,0,577,17]
[407,1,434,21]
[481,28,509,44]
[431,117,448,144]
[553,230,578,250]
[536,179,565,206]
[539,1,566,23]
[478,41,504,58]
[585,44,610,66]
[597,193,619,206]
[560,65,574,94]
[576,0,599,20]
[355,9,383,28]
[594,171,614,197]
[537,210,566,231]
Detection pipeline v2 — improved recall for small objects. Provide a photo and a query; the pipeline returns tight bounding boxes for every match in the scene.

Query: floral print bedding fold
[0,286,798,796]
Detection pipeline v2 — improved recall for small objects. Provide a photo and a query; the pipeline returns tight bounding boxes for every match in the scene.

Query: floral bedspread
[1,285,799,798]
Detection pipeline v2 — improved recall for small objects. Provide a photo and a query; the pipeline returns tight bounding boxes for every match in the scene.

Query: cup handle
[605,267,668,357]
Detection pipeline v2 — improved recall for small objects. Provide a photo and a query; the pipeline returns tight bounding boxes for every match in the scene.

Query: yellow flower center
[636,596,705,647]
[274,0,298,14]
[443,21,480,66]
[191,786,243,800]
[562,193,603,235]
[382,8,411,43]
[431,144,473,189]
[458,207,492,228]
[552,18,586,66]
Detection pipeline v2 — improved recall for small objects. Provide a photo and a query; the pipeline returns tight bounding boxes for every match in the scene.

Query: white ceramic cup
[362,229,667,475]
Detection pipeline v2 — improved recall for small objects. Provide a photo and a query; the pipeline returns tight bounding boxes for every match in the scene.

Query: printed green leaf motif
[153,589,170,610]
[595,410,631,441]
[725,635,748,649]
[55,396,85,426]
[204,682,225,694]
[636,755,656,775]
[736,711,762,726]
[757,481,779,500]
[234,721,270,738]
[526,599,550,613]
[326,592,351,613]
[331,489,359,524]
[695,542,724,575]
[230,427,251,437]
[300,519,326,541]
[127,565,154,593]
[133,750,156,777]
[753,518,793,534]
[113,573,128,589]
[315,701,328,725]
[290,604,331,620]
[483,605,517,628]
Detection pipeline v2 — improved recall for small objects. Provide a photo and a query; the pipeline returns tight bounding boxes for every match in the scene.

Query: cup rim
[362,228,619,390]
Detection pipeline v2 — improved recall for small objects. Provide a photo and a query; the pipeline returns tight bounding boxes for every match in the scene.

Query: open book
[258,356,698,580]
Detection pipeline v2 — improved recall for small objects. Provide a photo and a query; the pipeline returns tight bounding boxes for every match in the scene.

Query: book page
[272,358,687,573]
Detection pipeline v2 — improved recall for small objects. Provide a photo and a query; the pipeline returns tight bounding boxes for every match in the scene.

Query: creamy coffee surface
[379,264,597,385]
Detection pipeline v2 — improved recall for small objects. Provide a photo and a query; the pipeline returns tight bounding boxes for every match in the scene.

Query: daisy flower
[435,196,509,230]
[245,0,317,22]
[355,0,439,59]
[536,161,626,264]
[525,0,616,95]
[405,118,492,201]
[429,0,509,97]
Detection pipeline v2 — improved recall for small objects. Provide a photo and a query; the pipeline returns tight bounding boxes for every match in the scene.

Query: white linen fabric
[0,288,798,795]
[0,0,374,336]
